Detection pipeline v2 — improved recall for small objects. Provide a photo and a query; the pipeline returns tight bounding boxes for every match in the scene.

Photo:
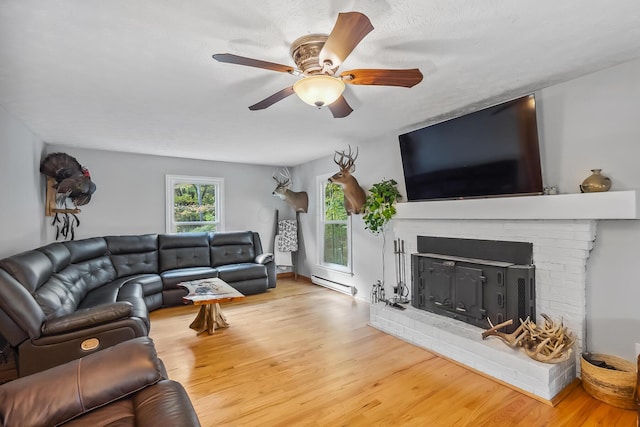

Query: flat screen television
[399,94,544,201]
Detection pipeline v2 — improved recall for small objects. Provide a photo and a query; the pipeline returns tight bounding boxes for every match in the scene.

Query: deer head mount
[328,145,366,215]
[272,168,309,213]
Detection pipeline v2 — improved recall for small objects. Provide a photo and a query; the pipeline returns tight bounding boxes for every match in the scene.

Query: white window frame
[316,173,352,274]
[165,175,225,233]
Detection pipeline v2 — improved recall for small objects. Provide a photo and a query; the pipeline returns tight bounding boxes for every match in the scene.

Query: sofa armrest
[0,337,165,427]
[255,252,274,265]
[41,302,133,336]
[256,252,277,289]
[20,317,148,376]
[133,380,201,426]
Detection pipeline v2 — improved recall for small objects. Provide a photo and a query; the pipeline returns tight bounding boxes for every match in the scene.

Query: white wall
[0,106,46,258]
[539,59,640,361]
[296,57,640,360]
[293,136,405,297]
[44,145,284,248]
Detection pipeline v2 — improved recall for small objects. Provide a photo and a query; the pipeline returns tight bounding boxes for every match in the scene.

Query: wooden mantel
[395,190,639,220]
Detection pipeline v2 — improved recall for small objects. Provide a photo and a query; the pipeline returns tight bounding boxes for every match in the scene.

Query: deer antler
[272,168,291,187]
[333,151,346,168]
[482,318,528,347]
[334,145,358,171]
[482,314,576,364]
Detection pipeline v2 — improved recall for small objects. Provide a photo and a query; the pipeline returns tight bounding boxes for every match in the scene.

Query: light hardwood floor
[149,279,635,426]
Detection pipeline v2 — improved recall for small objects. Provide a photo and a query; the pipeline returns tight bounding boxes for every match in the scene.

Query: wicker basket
[581,353,637,410]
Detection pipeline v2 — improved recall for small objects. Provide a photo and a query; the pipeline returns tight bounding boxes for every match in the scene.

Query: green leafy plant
[363,179,402,301]
[362,179,402,234]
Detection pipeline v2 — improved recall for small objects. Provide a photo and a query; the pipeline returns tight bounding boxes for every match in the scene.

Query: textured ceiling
[1,0,639,166]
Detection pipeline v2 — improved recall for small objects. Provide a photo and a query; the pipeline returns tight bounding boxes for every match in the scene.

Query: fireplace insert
[411,236,535,333]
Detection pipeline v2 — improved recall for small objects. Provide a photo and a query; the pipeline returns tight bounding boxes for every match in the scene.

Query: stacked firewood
[481,314,576,363]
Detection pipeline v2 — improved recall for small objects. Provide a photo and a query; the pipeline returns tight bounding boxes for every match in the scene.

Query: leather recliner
[0,336,200,426]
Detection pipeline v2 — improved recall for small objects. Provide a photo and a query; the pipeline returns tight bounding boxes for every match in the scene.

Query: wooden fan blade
[213,53,295,74]
[340,68,424,88]
[319,12,374,68]
[328,95,353,118]
[249,86,295,111]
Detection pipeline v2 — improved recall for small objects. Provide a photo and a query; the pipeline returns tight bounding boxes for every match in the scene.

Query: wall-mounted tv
[399,94,544,201]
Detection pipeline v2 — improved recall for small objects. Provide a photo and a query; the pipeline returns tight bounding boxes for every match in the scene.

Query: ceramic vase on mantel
[580,169,612,193]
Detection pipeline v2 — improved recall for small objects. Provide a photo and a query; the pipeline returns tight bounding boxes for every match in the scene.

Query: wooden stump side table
[178,278,245,335]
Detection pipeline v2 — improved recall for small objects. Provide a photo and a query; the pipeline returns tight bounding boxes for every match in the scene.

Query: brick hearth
[370,216,597,401]
[369,302,576,400]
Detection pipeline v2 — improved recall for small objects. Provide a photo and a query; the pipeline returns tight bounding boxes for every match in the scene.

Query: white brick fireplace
[369,191,638,402]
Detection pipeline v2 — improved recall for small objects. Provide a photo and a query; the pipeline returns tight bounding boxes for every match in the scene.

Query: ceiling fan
[212,12,424,118]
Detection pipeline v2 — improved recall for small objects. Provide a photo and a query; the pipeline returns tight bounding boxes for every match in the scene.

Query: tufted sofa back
[106,234,159,278]
[209,231,256,267]
[158,233,210,272]
[41,239,116,318]
[0,239,117,320]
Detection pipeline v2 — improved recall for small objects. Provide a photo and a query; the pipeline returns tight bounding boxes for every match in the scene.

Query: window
[318,174,351,272]
[166,175,224,233]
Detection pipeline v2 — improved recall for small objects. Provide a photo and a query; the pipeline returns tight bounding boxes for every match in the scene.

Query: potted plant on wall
[362,178,402,303]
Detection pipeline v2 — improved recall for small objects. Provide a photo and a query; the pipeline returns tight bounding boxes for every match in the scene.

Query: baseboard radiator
[311,275,357,297]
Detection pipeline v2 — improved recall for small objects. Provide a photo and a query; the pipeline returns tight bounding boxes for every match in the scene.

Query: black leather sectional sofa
[0,231,275,376]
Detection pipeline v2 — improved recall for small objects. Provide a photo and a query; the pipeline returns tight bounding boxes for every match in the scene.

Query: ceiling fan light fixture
[293,75,345,108]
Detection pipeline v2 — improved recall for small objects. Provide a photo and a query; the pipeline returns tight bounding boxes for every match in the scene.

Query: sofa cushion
[158,233,210,272]
[63,238,108,263]
[56,257,117,293]
[0,250,53,292]
[227,278,268,295]
[79,282,148,327]
[106,235,159,277]
[78,282,119,307]
[160,267,218,289]
[113,274,164,311]
[106,234,158,254]
[35,276,84,318]
[38,243,72,273]
[36,257,117,318]
[110,252,159,278]
[116,274,164,297]
[209,231,256,267]
[216,263,266,282]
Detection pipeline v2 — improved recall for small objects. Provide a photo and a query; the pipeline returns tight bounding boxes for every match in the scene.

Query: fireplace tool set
[391,238,410,304]
[370,238,410,306]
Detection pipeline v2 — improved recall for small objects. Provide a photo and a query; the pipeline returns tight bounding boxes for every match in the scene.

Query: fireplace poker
[400,239,409,303]
[393,239,399,302]
[394,238,410,304]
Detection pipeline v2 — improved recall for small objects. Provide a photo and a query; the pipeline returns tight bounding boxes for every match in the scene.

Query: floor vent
[311,275,357,296]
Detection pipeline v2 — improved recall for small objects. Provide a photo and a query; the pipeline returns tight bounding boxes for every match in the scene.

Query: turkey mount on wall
[40,152,97,241]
